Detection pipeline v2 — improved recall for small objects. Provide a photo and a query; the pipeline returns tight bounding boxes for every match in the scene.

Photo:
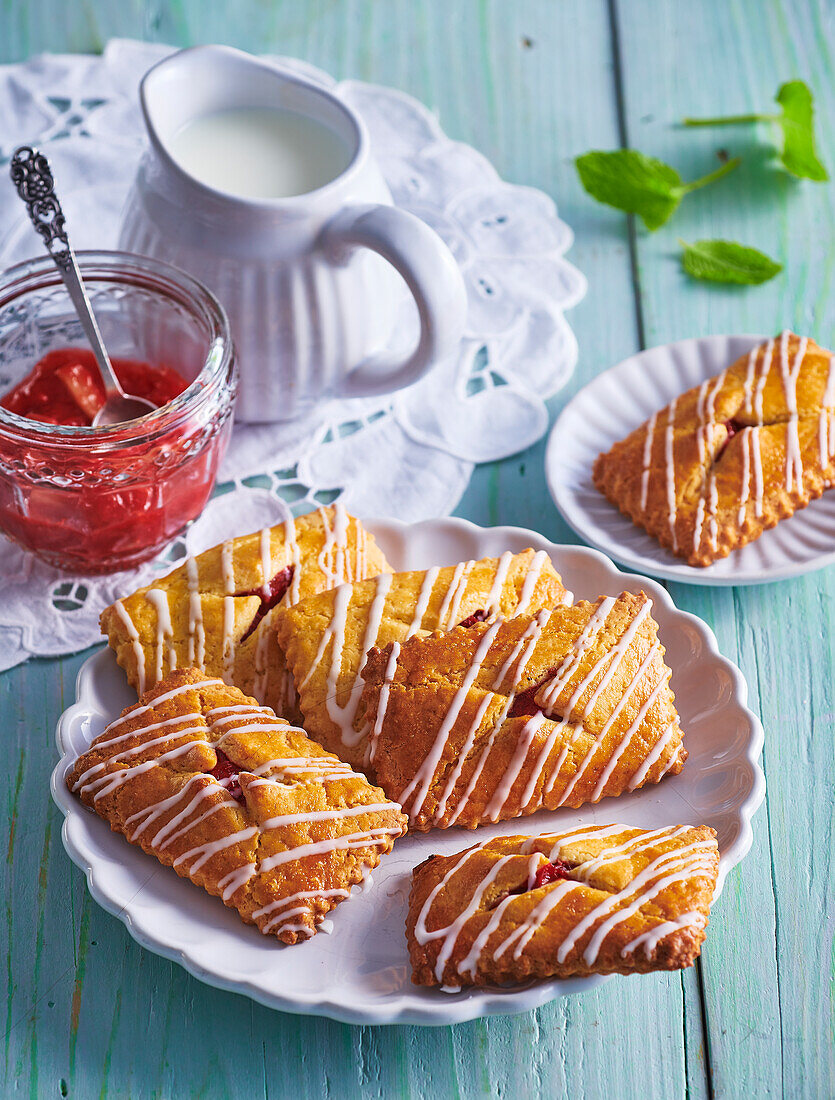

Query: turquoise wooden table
[2,2,833,1097]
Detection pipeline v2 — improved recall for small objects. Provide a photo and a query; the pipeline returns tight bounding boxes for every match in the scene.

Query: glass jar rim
[0,249,235,445]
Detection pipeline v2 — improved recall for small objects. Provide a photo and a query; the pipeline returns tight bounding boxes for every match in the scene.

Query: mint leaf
[679,239,782,285]
[776,80,828,181]
[576,150,681,230]
[575,150,740,231]
[683,79,827,181]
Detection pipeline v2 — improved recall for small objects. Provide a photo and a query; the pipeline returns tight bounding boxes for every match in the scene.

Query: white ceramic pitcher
[119,46,467,423]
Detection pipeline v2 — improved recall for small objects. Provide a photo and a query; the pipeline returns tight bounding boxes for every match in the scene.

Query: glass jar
[0,251,237,573]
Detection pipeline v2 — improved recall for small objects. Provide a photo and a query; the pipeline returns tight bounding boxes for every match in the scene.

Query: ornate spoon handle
[9,146,123,399]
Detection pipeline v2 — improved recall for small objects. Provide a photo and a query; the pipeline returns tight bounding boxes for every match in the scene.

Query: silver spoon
[9,146,156,426]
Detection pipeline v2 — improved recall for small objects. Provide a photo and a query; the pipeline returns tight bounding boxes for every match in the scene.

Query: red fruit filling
[717,418,745,461]
[209,749,244,803]
[532,860,571,888]
[1,347,187,426]
[488,858,574,909]
[508,667,559,718]
[457,608,489,628]
[239,564,295,642]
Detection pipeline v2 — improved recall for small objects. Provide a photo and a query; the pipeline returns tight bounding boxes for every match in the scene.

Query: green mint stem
[678,156,741,194]
[682,113,777,126]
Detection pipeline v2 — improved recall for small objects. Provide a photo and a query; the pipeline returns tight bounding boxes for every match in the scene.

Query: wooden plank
[10,0,832,1096]
[612,0,835,1095]
[0,1,692,1097]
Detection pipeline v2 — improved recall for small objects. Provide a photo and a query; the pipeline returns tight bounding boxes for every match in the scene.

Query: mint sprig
[683,79,827,181]
[575,149,740,231]
[679,239,783,285]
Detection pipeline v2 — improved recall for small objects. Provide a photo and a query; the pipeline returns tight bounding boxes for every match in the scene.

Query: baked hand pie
[593,331,835,566]
[407,824,719,987]
[100,505,391,722]
[67,668,408,943]
[359,591,684,830]
[274,550,571,770]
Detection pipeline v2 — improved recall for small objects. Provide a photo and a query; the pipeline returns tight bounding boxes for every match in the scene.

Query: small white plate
[51,518,765,1026]
[546,334,835,585]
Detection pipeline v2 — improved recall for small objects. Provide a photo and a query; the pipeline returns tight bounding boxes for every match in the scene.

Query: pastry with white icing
[274,550,571,771]
[360,590,684,829]
[407,824,719,987]
[100,504,391,722]
[593,331,835,566]
[66,668,408,943]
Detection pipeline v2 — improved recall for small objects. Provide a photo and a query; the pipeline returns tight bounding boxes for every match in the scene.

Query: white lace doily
[0,39,585,671]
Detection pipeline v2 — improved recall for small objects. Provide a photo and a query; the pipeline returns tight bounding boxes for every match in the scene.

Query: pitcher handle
[320,204,467,399]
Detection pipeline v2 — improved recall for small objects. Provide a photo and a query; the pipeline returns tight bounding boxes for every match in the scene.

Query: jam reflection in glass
[0,252,237,574]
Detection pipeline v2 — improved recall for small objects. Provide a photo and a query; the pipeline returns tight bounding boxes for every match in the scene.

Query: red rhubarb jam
[1,348,188,426]
[0,252,236,575]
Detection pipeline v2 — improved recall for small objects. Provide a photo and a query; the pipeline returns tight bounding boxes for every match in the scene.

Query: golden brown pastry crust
[274,550,571,770]
[360,591,684,829]
[407,825,718,987]
[100,505,391,722]
[67,668,407,943]
[593,331,835,566]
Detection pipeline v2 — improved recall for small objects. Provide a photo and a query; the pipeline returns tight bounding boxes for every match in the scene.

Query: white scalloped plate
[51,518,764,1025]
[546,334,835,585]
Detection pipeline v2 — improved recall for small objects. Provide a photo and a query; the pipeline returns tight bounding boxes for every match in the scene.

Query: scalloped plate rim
[51,517,765,1025]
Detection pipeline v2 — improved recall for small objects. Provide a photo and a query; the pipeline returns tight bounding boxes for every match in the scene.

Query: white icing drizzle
[565,825,691,882]
[514,550,549,617]
[437,561,474,628]
[73,718,207,788]
[255,888,350,934]
[144,588,176,682]
[538,597,617,713]
[752,337,774,420]
[259,528,272,598]
[74,676,403,938]
[819,354,835,468]
[114,600,146,694]
[218,863,258,902]
[368,641,401,765]
[327,573,393,750]
[318,502,350,587]
[185,556,206,667]
[399,619,504,817]
[589,667,667,801]
[443,612,549,825]
[628,720,677,790]
[258,827,403,874]
[411,843,510,982]
[484,551,514,616]
[640,412,657,512]
[483,713,548,820]
[778,330,808,492]
[540,600,650,803]
[620,911,705,959]
[692,372,726,556]
[750,426,764,518]
[570,843,715,966]
[260,802,396,831]
[407,567,440,637]
[420,594,671,826]
[173,826,259,876]
[742,344,758,414]
[252,624,271,705]
[664,398,678,551]
[220,539,236,683]
[284,517,302,605]
[419,826,715,983]
[304,551,557,758]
